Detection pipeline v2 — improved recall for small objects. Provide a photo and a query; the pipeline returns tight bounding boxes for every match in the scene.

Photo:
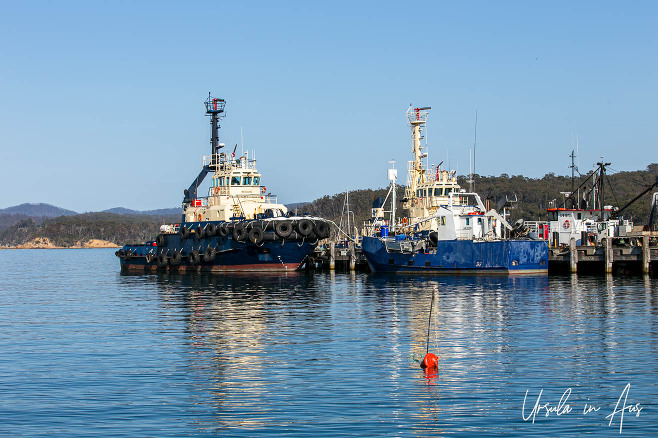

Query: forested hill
[0,213,179,248]
[297,164,658,231]
[1,164,655,247]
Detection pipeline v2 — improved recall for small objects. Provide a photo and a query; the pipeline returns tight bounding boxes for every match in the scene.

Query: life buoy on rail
[261,186,267,194]
[214,186,220,195]
[563,220,571,229]
[198,213,203,222]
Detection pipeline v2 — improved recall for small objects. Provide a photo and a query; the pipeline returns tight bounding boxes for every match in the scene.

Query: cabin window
[423,189,427,197]
[445,188,453,195]
[254,176,261,185]
[416,189,421,197]
[264,208,284,218]
[577,213,582,219]
[434,188,443,196]
[478,218,482,224]
[231,176,241,185]
[441,217,446,225]
[243,176,252,185]
[466,218,470,226]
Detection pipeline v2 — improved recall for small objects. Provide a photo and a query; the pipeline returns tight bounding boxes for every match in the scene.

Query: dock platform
[549,235,657,275]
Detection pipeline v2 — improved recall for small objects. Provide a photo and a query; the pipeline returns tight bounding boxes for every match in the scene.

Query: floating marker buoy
[420,352,438,370]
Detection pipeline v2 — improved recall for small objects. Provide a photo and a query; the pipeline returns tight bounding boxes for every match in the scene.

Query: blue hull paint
[119,222,316,272]
[361,236,548,274]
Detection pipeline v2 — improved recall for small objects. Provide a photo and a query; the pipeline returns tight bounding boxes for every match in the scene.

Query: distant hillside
[0,213,39,233]
[0,213,172,247]
[0,203,77,217]
[102,207,181,216]
[2,163,654,246]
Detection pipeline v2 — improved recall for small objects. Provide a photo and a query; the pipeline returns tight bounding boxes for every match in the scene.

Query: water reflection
[121,271,657,436]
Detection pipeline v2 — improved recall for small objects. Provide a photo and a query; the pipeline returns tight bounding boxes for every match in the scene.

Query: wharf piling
[570,238,577,273]
[605,237,613,274]
[551,234,657,275]
[311,240,368,271]
[643,235,650,274]
[310,235,657,276]
[329,242,336,270]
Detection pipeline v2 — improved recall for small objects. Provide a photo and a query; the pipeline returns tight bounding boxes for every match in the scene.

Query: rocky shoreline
[0,237,120,249]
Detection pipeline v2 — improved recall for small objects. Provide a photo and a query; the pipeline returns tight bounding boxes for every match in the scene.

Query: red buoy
[420,353,438,370]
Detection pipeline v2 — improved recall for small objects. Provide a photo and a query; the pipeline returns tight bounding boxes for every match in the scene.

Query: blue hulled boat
[360,106,548,274]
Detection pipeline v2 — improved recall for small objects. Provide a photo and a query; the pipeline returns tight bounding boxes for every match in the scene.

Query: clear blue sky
[1,1,656,212]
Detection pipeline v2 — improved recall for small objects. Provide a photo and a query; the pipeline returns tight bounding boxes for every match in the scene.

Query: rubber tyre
[170,250,182,266]
[248,227,265,245]
[156,234,166,247]
[218,223,229,237]
[189,250,200,265]
[180,226,190,239]
[297,219,313,236]
[315,221,330,239]
[275,221,293,238]
[205,223,216,237]
[203,246,216,262]
[233,224,247,241]
[157,253,168,267]
[195,226,205,239]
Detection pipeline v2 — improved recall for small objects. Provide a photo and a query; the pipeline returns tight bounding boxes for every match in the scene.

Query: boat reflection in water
[128,272,614,434]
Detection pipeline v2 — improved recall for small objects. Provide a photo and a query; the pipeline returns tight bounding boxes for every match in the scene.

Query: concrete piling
[605,237,613,274]
[329,241,335,270]
[570,238,578,273]
[349,242,356,271]
[643,235,650,275]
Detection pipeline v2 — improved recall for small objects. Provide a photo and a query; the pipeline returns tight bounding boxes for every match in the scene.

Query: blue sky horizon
[1,1,656,212]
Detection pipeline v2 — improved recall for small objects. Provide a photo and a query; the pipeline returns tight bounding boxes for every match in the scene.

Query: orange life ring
[214,186,220,195]
[198,213,203,221]
[261,186,267,194]
[563,219,571,229]
[402,217,408,225]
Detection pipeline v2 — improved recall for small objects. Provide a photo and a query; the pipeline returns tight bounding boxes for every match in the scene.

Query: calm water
[1,249,657,436]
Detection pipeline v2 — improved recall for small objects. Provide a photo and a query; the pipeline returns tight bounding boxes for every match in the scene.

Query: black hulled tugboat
[116,94,331,272]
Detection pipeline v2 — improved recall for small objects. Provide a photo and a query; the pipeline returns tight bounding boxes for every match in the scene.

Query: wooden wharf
[308,234,658,276]
[549,234,658,275]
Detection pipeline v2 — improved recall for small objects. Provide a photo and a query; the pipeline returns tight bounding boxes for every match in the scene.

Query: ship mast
[183,94,226,204]
[405,106,430,199]
[205,93,226,161]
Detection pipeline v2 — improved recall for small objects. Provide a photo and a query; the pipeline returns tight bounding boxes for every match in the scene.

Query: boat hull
[361,236,548,274]
[118,225,317,273]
